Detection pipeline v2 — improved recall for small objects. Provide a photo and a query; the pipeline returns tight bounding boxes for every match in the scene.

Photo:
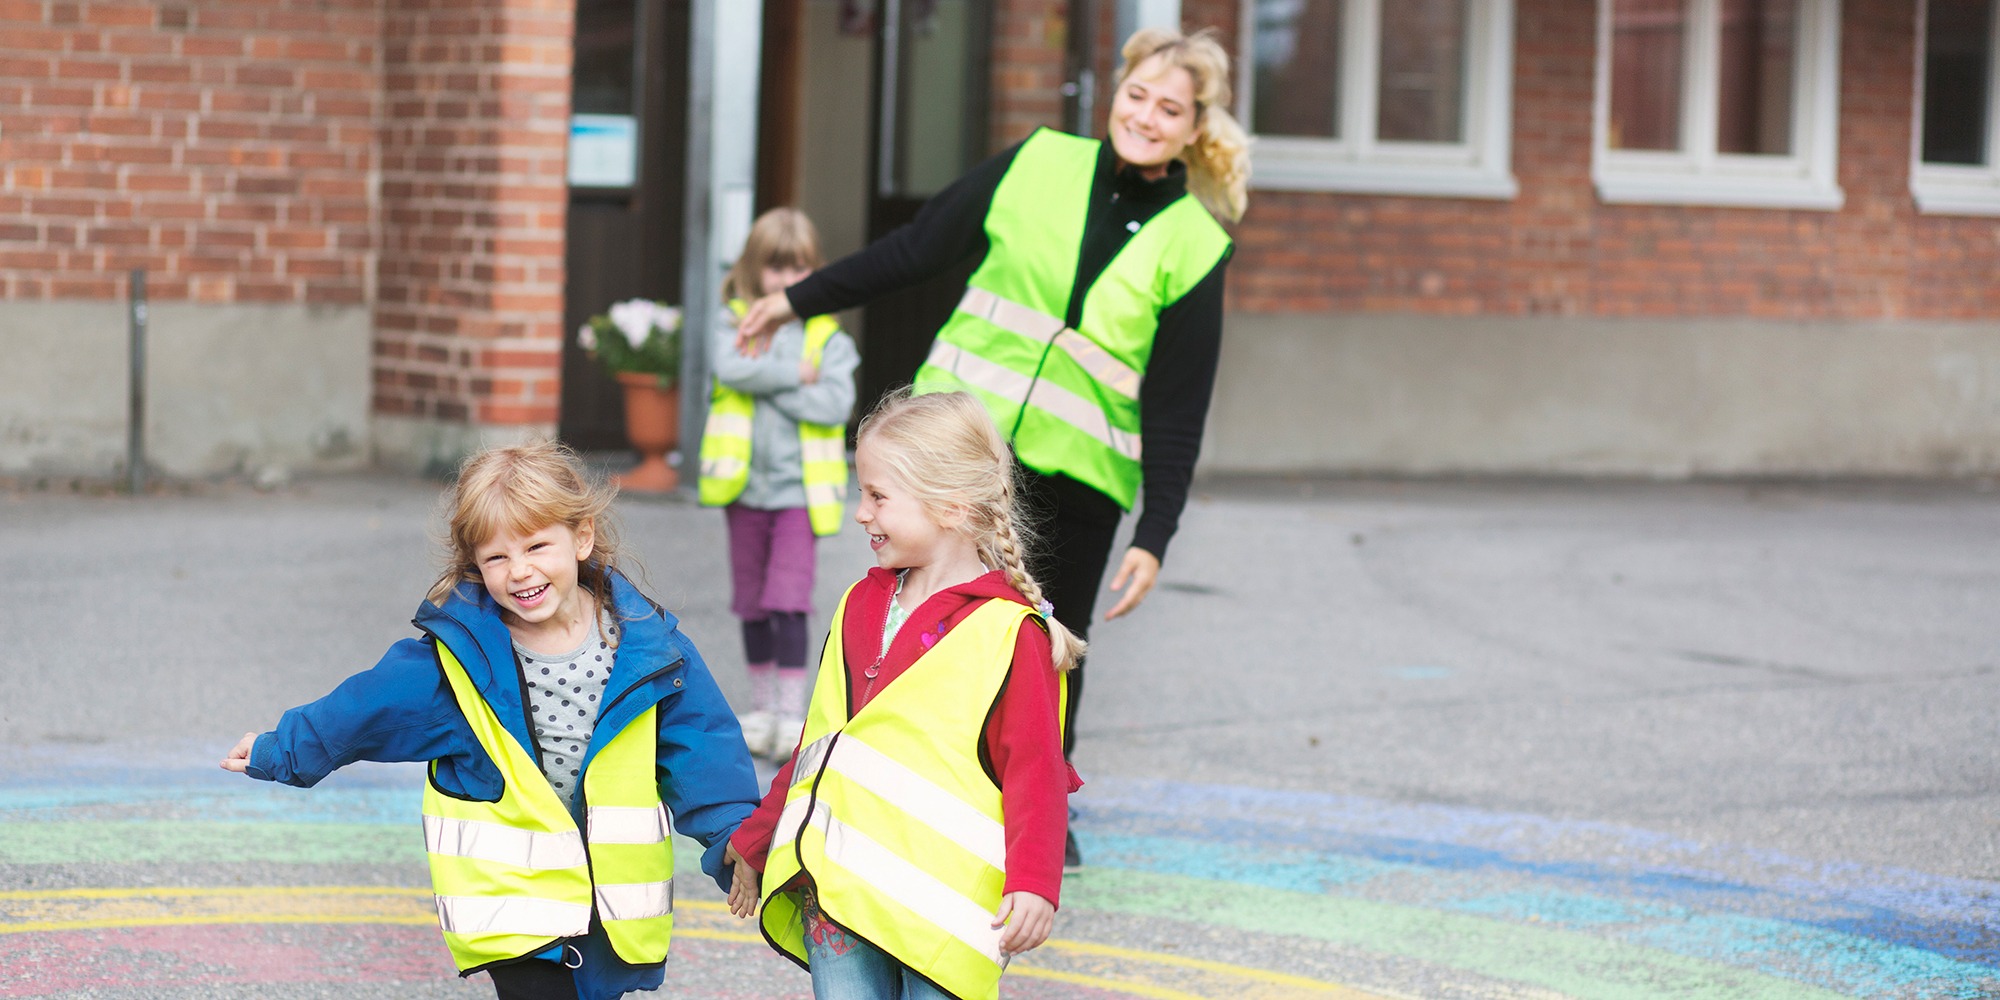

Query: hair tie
[1035,599,1054,619]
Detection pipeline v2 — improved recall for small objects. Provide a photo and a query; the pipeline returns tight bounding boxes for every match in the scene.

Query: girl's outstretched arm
[993,891,1055,955]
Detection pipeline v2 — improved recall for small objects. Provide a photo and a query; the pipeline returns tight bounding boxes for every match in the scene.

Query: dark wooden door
[561,0,691,450]
[856,0,993,413]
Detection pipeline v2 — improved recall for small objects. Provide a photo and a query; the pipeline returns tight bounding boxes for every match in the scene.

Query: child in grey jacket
[697,208,859,759]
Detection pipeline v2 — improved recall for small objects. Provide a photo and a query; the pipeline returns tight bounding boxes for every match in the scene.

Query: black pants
[488,958,579,1000]
[1017,466,1124,758]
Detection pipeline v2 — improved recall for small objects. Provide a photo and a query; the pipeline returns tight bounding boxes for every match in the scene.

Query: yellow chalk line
[0,886,1392,999]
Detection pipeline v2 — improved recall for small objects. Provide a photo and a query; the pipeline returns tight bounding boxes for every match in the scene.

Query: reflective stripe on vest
[759,587,1037,1000]
[912,128,1231,510]
[421,644,674,973]
[922,339,1142,463]
[699,301,849,536]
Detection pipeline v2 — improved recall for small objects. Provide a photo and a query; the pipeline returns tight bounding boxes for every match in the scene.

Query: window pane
[1610,0,1687,150]
[896,0,981,197]
[1378,0,1467,143]
[572,0,636,117]
[1716,0,1796,154]
[1253,0,1342,138]
[1923,0,1993,165]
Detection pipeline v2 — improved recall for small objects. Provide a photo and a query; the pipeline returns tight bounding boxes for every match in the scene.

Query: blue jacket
[246,571,759,1000]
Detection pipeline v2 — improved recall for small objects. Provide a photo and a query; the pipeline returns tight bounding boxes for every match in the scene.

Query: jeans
[805,896,953,1000]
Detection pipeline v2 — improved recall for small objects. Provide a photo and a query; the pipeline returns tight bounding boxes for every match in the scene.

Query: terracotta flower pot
[613,371,680,492]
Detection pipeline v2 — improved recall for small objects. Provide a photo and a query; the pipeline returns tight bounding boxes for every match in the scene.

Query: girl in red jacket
[724,389,1083,1000]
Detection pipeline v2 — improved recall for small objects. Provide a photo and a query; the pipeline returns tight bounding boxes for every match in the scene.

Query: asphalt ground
[1,470,1996,998]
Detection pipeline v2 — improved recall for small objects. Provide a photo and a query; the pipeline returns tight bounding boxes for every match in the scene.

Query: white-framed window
[1239,0,1519,199]
[1913,0,2000,215]
[1593,0,1844,209]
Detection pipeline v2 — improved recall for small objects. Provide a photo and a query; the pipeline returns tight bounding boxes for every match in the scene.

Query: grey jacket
[709,307,859,510]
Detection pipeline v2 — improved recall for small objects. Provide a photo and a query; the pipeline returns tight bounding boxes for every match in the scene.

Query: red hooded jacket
[729,566,1078,906]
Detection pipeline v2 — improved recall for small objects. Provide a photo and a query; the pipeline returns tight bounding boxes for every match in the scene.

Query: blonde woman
[738,27,1248,870]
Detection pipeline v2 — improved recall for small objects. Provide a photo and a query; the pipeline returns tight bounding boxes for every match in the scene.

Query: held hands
[1102,547,1161,621]
[219,732,257,773]
[725,843,760,918]
[992,891,1055,957]
[735,291,798,357]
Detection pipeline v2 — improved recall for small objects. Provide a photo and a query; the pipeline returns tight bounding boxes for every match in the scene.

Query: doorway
[758,0,995,419]
[560,0,691,450]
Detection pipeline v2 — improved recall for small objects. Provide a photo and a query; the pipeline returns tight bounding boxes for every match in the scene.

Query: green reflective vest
[912,128,1232,509]
[699,300,849,536]
[759,587,1042,1000]
[422,644,676,975]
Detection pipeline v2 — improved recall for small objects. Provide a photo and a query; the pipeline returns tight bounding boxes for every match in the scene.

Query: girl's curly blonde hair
[1117,26,1251,223]
[856,390,1087,671]
[427,440,625,622]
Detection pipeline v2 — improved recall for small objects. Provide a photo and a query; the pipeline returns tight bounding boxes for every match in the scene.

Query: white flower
[577,323,597,352]
[653,305,682,332]
[608,299,656,349]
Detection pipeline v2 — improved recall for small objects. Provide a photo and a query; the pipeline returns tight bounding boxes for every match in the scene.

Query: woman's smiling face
[1108,53,1201,177]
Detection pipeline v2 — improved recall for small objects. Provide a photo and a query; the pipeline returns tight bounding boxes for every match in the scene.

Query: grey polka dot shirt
[513,614,617,810]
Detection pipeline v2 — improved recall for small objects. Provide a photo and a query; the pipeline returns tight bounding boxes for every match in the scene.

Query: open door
[855,0,994,413]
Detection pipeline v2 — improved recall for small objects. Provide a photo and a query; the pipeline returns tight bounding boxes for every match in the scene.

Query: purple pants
[725,504,817,620]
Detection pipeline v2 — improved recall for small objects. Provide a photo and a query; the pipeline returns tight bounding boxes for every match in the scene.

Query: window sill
[1251,144,1518,200]
[1912,170,2000,217]
[1593,169,1845,211]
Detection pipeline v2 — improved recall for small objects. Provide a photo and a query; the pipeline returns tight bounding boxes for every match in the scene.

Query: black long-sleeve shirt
[785,133,1232,562]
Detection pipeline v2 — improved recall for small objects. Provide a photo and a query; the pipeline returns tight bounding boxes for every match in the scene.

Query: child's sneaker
[738,710,777,758]
[772,716,805,761]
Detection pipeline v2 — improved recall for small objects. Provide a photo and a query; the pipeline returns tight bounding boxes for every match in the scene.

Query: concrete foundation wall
[370,414,555,479]
[0,301,372,479]
[1202,313,2000,477]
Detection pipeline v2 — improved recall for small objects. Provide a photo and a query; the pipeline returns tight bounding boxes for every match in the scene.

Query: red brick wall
[991,0,1069,148]
[0,0,379,304]
[1222,0,2000,322]
[370,0,572,428]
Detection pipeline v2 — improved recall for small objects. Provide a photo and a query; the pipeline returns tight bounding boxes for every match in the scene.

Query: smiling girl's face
[1108,53,1201,179]
[474,521,596,646]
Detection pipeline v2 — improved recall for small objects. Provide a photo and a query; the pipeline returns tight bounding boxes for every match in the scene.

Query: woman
[738,27,1248,868]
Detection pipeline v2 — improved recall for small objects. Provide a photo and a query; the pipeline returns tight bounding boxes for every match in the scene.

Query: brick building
[3,0,1998,479]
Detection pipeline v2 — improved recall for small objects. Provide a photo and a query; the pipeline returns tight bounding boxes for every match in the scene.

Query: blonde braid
[991,470,1086,671]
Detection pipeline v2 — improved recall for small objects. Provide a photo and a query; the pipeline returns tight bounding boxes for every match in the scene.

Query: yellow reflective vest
[913,128,1232,510]
[422,644,676,975]
[699,299,849,536]
[758,587,1039,1000]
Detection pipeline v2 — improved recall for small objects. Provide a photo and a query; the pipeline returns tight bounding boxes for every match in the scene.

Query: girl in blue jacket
[222,440,760,1000]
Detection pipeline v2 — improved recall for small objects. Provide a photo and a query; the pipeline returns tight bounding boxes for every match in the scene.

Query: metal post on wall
[677,0,763,491]
[678,0,714,492]
[126,268,147,495]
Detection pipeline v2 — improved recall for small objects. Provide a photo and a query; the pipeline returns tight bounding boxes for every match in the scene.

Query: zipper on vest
[596,656,685,721]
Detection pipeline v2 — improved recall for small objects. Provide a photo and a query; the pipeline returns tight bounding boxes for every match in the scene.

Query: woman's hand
[219,732,257,773]
[1102,547,1161,621]
[735,291,798,356]
[993,891,1055,956]
[725,843,761,918]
